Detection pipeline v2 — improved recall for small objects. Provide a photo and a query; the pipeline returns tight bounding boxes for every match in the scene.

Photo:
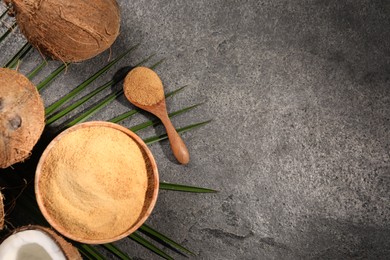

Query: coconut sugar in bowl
[35,121,159,244]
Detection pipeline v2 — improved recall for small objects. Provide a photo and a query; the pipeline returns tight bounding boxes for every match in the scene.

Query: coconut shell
[10,0,120,62]
[7,225,82,259]
[0,68,45,169]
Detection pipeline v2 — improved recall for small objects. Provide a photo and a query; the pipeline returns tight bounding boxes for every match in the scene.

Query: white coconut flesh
[0,230,66,260]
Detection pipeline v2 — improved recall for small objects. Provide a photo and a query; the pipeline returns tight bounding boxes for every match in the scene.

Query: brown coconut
[9,0,120,62]
[0,225,81,259]
[0,68,45,169]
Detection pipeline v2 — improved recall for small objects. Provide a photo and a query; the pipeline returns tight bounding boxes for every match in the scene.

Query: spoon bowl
[123,67,190,164]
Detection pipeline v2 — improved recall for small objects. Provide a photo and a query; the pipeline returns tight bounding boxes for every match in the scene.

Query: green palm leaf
[45,43,139,116]
[109,109,139,124]
[46,54,156,125]
[46,80,116,125]
[130,103,202,133]
[0,22,16,49]
[37,63,68,91]
[144,120,211,145]
[109,85,187,124]
[129,232,174,260]
[77,247,95,260]
[102,243,132,260]
[0,7,9,20]
[79,244,105,260]
[5,42,32,68]
[27,60,47,80]
[64,89,123,128]
[160,182,217,193]
[139,224,195,256]
[60,58,164,127]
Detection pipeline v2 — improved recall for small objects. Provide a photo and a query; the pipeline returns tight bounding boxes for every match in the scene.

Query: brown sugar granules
[38,126,151,241]
[123,67,165,106]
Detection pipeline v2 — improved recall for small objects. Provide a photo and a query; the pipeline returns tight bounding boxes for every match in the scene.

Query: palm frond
[130,103,202,133]
[37,63,68,91]
[129,232,174,260]
[144,120,211,145]
[0,7,9,20]
[45,43,139,116]
[150,58,166,70]
[0,22,16,49]
[59,58,165,127]
[102,243,132,260]
[160,182,217,193]
[27,60,47,80]
[46,80,115,125]
[64,89,122,128]
[165,85,188,98]
[79,244,105,260]
[46,54,155,125]
[109,85,188,124]
[140,224,195,256]
[109,109,139,124]
[76,246,95,260]
[5,42,32,68]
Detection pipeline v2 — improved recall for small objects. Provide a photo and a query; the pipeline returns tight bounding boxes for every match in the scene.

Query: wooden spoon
[123,67,190,164]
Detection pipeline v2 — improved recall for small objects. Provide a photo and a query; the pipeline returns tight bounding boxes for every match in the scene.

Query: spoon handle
[160,113,190,164]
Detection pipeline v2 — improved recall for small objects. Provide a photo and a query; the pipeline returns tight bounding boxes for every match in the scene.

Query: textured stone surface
[1,0,390,259]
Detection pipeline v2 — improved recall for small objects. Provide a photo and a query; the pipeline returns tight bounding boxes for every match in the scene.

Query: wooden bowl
[35,121,159,244]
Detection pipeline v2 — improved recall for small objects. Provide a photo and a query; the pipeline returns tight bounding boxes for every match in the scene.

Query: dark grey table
[1,1,389,259]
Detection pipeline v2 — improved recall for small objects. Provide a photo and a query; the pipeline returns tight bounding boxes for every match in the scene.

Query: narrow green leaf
[0,7,10,20]
[80,245,105,260]
[77,247,95,260]
[109,109,139,123]
[159,182,218,193]
[0,22,16,49]
[102,243,132,260]
[47,53,156,124]
[150,58,166,70]
[46,80,114,125]
[61,55,165,127]
[27,60,47,80]
[130,103,202,133]
[109,85,187,124]
[45,44,139,116]
[129,232,173,260]
[134,53,156,67]
[65,90,123,128]
[144,120,211,145]
[140,224,195,256]
[165,85,187,99]
[6,42,32,69]
[37,63,68,91]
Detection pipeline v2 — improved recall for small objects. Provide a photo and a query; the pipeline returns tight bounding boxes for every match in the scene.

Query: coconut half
[9,0,120,62]
[0,68,45,169]
[0,226,81,260]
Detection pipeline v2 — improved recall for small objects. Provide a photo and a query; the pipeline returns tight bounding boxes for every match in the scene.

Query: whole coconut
[8,0,120,62]
[0,68,45,169]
